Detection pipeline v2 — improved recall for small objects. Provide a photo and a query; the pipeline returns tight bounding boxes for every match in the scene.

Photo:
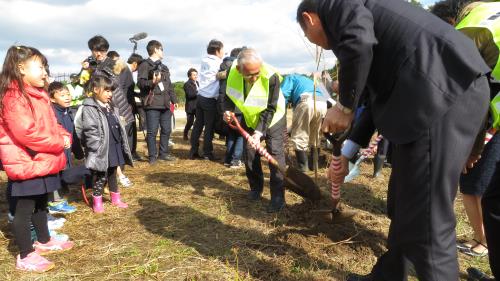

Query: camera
[149,61,164,80]
[86,56,98,69]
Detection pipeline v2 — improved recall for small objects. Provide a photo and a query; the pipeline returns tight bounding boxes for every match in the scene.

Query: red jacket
[0,82,70,180]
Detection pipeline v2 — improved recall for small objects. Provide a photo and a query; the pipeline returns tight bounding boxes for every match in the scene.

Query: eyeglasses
[242,72,260,79]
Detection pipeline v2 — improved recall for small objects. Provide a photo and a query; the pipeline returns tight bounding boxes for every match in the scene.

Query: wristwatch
[336,102,353,114]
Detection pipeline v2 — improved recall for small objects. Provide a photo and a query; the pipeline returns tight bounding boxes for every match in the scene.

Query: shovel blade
[284,166,321,201]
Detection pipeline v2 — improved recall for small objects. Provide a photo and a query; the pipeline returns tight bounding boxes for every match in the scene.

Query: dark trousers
[13,193,50,259]
[244,117,286,202]
[482,150,500,279]
[190,96,217,157]
[92,167,118,197]
[184,112,195,138]
[146,109,172,161]
[125,121,138,155]
[371,77,490,281]
[137,106,147,131]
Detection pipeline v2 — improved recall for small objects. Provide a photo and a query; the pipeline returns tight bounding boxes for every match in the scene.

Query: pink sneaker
[16,252,55,272]
[33,237,74,255]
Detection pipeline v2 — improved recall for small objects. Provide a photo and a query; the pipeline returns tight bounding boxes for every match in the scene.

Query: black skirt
[11,173,61,197]
[460,133,500,196]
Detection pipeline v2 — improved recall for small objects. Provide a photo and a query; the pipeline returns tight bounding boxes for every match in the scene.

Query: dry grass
[0,124,492,280]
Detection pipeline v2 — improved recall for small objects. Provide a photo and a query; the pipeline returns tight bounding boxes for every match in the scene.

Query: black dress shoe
[203,154,220,161]
[346,273,373,281]
[247,190,262,201]
[132,153,143,161]
[467,268,495,281]
[189,152,202,160]
[266,197,285,213]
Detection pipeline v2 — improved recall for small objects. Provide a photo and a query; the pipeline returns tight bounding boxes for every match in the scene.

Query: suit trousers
[125,121,138,155]
[482,146,500,279]
[244,117,286,202]
[190,96,217,157]
[371,77,490,281]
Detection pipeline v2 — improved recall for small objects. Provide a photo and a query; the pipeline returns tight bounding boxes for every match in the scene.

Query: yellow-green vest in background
[457,2,500,129]
[226,62,286,130]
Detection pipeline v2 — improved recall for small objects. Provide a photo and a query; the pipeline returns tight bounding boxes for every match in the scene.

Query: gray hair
[237,48,263,66]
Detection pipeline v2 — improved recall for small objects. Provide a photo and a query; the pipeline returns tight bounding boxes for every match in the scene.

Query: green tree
[172,81,186,105]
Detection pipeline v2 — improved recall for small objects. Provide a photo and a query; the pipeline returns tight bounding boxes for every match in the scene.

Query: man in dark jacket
[120,53,143,161]
[297,0,490,280]
[183,68,198,141]
[137,40,178,164]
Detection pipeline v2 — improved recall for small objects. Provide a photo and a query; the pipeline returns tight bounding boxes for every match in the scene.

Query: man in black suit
[297,0,491,280]
[183,68,199,141]
[122,53,143,161]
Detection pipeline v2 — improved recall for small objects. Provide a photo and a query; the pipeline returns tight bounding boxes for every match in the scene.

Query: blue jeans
[146,109,172,161]
[225,115,244,164]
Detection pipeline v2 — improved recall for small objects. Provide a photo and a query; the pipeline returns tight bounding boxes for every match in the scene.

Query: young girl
[75,75,133,213]
[0,46,74,272]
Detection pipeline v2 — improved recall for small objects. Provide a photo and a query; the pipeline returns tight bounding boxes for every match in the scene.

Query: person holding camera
[137,40,178,165]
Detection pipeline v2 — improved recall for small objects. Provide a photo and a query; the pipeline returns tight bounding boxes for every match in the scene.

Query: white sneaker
[47,214,65,230]
[119,174,133,187]
[47,214,66,223]
[7,212,14,224]
[49,230,69,242]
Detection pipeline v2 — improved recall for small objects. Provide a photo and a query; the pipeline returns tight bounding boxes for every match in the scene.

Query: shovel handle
[324,127,351,156]
[227,112,280,168]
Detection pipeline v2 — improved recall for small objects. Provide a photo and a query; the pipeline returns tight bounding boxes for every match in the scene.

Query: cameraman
[80,35,116,90]
[137,40,178,165]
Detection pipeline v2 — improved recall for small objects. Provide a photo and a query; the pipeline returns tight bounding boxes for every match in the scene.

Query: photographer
[137,40,178,165]
[79,36,116,90]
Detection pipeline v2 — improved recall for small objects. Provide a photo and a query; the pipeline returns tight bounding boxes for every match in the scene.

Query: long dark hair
[0,45,48,116]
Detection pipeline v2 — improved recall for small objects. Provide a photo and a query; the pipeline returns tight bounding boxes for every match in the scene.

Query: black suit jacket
[183,79,198,114]
[319,0,490,144]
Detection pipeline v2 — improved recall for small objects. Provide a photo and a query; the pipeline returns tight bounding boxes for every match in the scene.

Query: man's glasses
[243,72,260,79]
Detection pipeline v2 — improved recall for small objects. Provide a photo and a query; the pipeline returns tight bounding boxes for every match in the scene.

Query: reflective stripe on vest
[456,2,500,79]
[226,62,286,129]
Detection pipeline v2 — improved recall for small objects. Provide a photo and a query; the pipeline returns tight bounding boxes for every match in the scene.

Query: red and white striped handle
[330,155,342,201]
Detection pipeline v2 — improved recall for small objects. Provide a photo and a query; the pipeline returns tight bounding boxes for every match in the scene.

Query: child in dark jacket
[75,75,133,213]
[48,82,92,212]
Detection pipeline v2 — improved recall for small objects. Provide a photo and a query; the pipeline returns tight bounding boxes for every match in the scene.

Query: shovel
[227,113,321,201]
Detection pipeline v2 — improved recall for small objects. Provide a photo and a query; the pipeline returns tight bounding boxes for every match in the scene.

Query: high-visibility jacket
[456,2,500,79]
[226,62,286,130]
[457,2,500,129]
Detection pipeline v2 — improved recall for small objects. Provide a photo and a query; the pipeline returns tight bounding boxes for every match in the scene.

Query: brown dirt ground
[0,116,492,281]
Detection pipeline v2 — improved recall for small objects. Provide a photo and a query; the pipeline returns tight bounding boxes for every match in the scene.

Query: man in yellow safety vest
[223,48,287,213]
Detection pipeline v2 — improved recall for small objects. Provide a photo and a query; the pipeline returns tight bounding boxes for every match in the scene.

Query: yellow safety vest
[456,2,500,79]
[226,62,286,129]
[457,2,500,129]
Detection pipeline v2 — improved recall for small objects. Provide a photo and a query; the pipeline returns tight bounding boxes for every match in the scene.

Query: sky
[0,0,338,82]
